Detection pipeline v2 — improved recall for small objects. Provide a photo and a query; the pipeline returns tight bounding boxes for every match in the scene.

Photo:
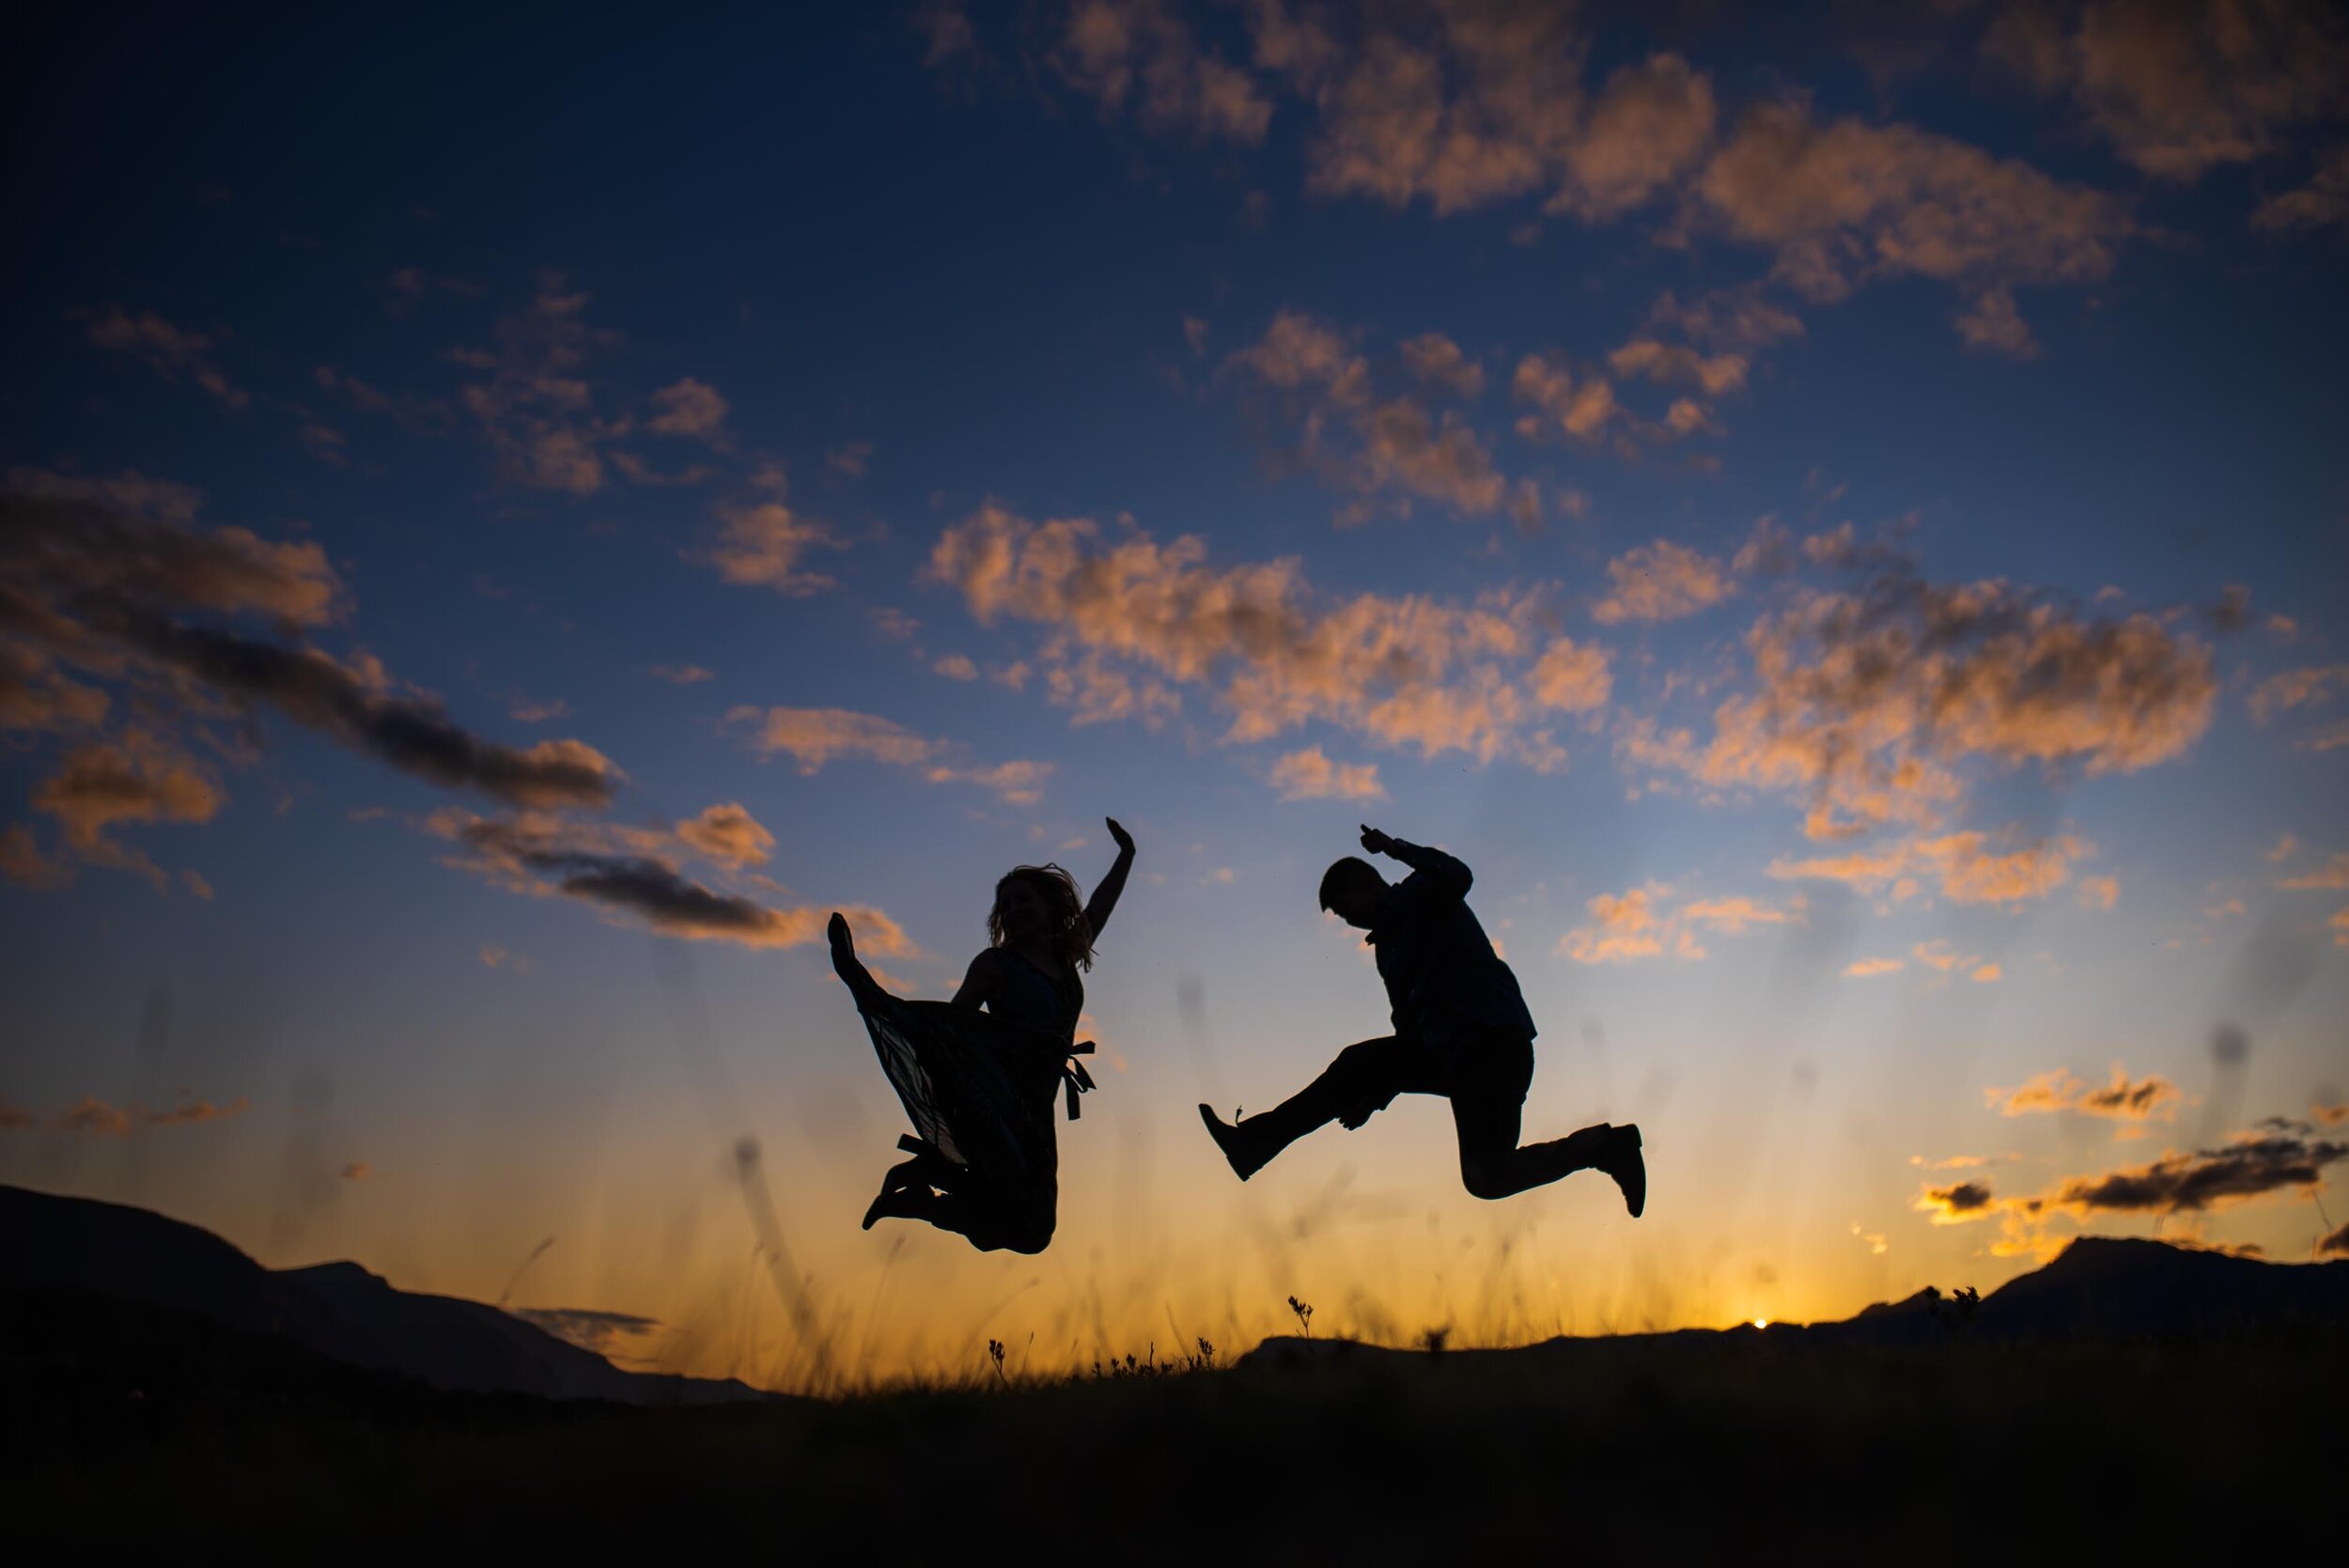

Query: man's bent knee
[1460,1161,1510,1200]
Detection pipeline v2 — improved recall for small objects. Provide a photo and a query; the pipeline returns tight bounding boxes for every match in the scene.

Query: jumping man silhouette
[1200,825,1644,1214]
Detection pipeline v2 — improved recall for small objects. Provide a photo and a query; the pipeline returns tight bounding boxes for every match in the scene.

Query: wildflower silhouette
[1288,1296,1314,1337]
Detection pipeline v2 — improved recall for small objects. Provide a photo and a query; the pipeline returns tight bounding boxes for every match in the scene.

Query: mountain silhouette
[1242,1234,2349,1366]
[0,1184,766,1405]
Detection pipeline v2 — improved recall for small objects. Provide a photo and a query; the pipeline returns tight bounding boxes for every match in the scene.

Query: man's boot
[1198,1103,1276,1181]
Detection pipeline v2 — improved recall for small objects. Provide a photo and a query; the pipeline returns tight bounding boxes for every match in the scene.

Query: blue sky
[5,1,2347,1380]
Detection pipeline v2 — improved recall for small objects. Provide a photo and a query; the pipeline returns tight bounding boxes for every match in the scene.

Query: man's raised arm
[1359,825,1471,899]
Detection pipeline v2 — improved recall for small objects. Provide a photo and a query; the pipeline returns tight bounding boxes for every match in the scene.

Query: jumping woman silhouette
[827,818,1134,1253]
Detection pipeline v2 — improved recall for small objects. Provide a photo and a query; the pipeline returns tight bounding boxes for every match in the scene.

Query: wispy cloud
[427,807,913,956]
[1988,1067,2183,1124]
[4,1091,252,1135]
[1558,882,1801,963]
[84,305,249,410]
[727,706,1051,804]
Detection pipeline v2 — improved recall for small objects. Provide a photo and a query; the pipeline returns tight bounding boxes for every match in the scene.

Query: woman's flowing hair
[988,863,1096,971]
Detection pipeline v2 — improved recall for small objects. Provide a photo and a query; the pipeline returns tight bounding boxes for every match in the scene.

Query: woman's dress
[836,947,1095,1254]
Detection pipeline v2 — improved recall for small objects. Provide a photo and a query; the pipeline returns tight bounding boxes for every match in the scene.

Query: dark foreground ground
[7,1290,2341,1562]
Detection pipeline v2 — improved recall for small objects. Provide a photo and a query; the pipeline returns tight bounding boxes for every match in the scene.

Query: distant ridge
[0,1184,768,1405]
[1242,1234,2349,1367]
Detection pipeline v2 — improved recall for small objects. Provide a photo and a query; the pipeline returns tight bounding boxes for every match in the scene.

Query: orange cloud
[2248,663,2347,722]
[1399,332,1486,397]
[1511,351,1619,442]
[1559,883,1799,964]
[1045,652,1181,728]
[705,498,842,596]
[1239,8,1718,222]
[1268,745,1386,801]
[1695,98,2132,312]
[646,377,730,443]
[2277,853,2349,891]
[1607,337,1750,397]
[1680,894,1801,935]
[0,642,111,736]
[23,1091,250,1135]
[2255,145,2349,232]
[1052,0,1271,144]
[1911,939,1991,979]
[927,502,1578,771]
[727,706,1050,803]
[1557,53,1719,219]
[675,802,776,869]
[1988,1066,2182,1123]
[1230,312,1523,522]
[2075,874,2120,910]
[1529,637,1611,713]
[456,272,623,494]
[1560,884,1670,965]
[731,706,936,772]
[1,824,72,892]
[1622,561,2216,846]
[1986,0,2349,181]
[147,1092,252,1127]
[51,1096,132,1136]
[31,731,225,890]
[1591,539,1735,625]
[1953,287,2037,359]
[1770,830,2089,907]
[1843,955,1905,977]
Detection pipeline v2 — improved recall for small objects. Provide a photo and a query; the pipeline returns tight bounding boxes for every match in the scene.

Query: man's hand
[1106,816,1135,855]
[827,911,854,967]
[1359,825,1396,857]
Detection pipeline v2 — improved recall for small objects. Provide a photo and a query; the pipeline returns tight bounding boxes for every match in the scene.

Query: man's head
[1318,856,1389,930]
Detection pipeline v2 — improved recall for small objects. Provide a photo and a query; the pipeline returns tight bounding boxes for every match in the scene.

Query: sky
[4,0,2347,1386]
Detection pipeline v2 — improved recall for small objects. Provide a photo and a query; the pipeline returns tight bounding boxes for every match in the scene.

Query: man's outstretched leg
[1456,1119,1645,1214]
[1200,1035,1415,1180]
[1448,1035,1646,1215]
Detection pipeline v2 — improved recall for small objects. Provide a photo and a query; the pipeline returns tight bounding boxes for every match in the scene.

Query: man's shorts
[1333,1029,1533,1127]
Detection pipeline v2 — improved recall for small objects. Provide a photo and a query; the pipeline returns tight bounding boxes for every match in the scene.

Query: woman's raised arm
[1082,816,1136,939]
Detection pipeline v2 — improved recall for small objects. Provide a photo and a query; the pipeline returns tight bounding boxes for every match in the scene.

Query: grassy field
[8,1287,2341,1560]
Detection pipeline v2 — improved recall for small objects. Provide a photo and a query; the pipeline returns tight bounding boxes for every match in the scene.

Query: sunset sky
[5,1,2347,1384]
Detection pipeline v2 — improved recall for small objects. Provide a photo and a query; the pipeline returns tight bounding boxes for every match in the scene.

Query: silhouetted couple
[828,820,1641,1255]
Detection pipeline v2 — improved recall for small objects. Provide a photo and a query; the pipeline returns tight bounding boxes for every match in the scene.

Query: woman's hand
[1106,816,1135,856]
